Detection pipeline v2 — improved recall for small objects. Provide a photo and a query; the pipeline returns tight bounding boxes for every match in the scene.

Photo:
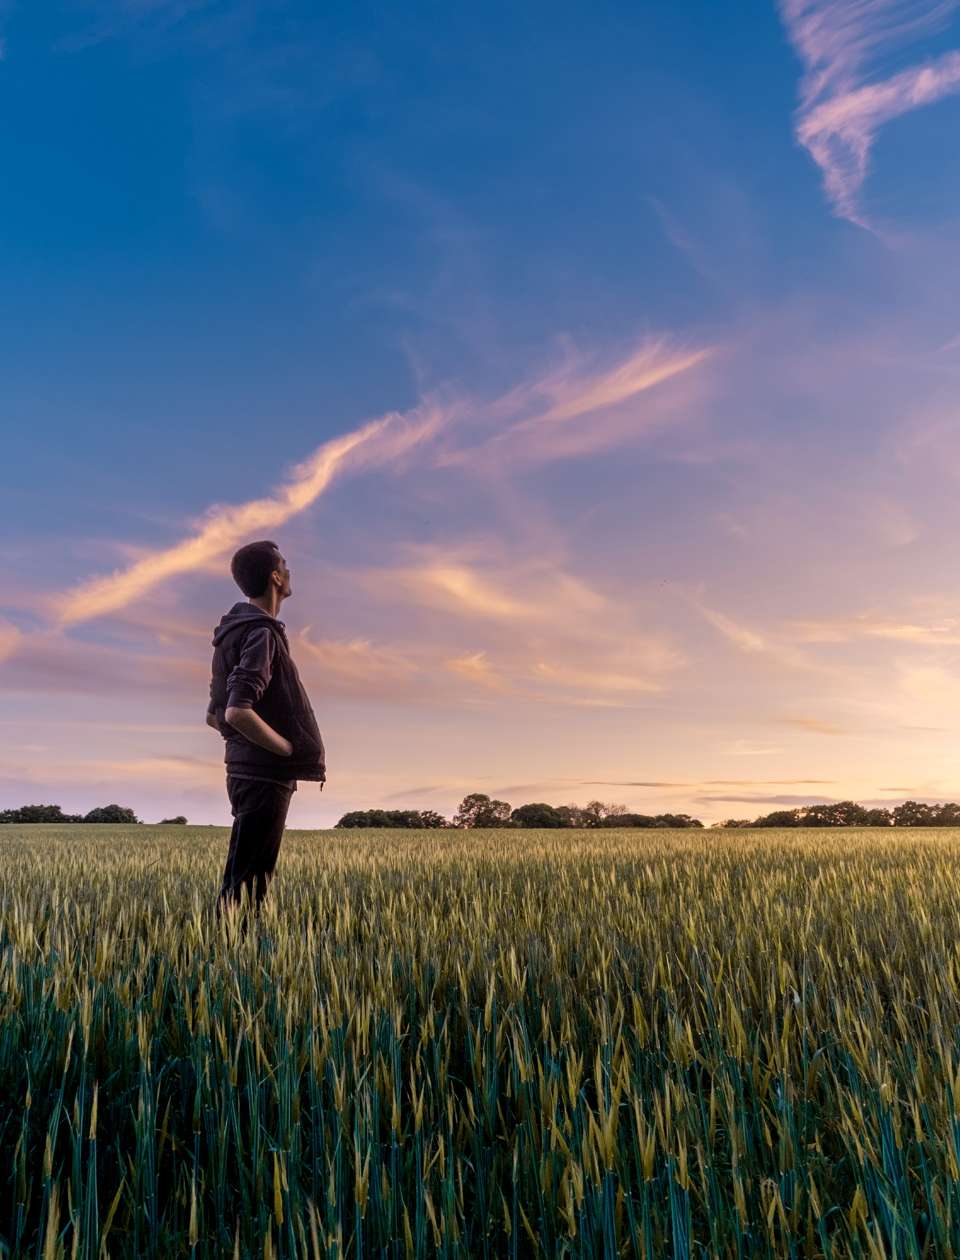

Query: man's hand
[224,706,294,757]
[206,710,220,730]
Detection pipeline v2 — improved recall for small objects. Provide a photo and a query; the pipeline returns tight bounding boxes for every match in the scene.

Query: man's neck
[248,595,282,619]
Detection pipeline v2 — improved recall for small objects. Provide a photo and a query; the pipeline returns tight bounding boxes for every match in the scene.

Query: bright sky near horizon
[4,0,960,826]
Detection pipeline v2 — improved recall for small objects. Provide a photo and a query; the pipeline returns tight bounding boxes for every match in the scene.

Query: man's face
[274,553,292,598]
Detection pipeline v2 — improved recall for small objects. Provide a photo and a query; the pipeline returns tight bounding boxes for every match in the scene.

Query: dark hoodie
[208,601,326,783]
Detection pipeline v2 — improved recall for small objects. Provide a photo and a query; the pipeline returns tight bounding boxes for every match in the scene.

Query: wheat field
[2,824,960,1257]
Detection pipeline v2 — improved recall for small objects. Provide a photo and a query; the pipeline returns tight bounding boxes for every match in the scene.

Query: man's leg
[215,811,246,926]
[217,777,293,922]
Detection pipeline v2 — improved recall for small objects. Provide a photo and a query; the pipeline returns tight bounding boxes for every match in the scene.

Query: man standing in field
[206,540,326,924]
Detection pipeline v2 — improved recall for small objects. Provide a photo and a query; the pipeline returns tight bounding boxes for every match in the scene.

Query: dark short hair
[231,540,282,598]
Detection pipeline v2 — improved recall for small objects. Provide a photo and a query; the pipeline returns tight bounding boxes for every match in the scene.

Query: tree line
[715,800,960,828]
[7,795,957,831]
[0,804,187,825]
[336,793,704,829]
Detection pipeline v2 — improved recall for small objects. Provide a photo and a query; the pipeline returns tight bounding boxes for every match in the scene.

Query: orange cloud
[0,619,22,663]
[698,606,767,653]
[444,650,510,690]
[530,658,675,695]
[777,717,847,736]
[294,630,424,701]
[694,601,850,679]
[896,663,960,712]
[396,565,542,621]
[359,549,610,625]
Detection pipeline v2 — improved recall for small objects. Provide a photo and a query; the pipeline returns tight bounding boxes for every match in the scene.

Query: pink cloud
[780,0,960,223]
[0,629,205,699]
[0,619,22,663]
[434,337,714,468]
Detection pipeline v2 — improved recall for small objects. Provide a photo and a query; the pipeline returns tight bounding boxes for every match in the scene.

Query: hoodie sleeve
[225,625,276,709]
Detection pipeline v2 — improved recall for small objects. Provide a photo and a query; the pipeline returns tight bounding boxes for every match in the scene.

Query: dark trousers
[216,775,293,924]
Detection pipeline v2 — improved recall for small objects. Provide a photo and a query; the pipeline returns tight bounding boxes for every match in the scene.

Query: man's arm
[224,707,293,757]
[223,626,293,757]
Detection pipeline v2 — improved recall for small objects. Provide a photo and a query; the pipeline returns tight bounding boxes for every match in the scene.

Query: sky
[4,0,960,827]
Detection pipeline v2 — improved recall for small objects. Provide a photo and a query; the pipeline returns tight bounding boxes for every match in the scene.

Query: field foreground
[2,824,960,1258]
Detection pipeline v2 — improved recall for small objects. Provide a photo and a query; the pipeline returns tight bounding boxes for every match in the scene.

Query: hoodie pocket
[291,712,323,757]
[274,651,323,758]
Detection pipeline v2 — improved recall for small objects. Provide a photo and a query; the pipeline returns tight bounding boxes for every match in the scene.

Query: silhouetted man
[206,540,326,926]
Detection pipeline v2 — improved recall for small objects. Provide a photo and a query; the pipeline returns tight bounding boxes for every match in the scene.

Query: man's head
[230,540,292,602]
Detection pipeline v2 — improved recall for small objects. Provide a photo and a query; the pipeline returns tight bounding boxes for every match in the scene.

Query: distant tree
[511,803,565,828]
[727,800,953,827]
[337,810,387,827]
[800,801,871,827]
[601,812,655,827]
[555,803,586,827]
[159,816,188,825]
[418,810,450,829]
[453,793,513,828]
[5,804,72,824]
[655,813,704,829]
[336,808,450,828]
[581,799,628,827]
[580,800,604,827]
[893,800,940,827]
[754,809,803,827]
[83,804,140,824]
[862,808,893,826]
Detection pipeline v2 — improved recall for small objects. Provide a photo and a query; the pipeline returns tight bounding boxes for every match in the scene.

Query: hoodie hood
[212,601,288,648]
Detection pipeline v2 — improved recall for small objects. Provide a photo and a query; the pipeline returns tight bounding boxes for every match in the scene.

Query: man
[206,540,326,924]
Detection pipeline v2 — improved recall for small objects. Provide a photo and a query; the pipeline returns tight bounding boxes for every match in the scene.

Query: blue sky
[4,0,960,825]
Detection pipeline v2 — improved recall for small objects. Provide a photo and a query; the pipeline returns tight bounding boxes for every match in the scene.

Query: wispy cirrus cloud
[779,614,960,645]
[578,777,837,787]
[896,661,960,710]
[293,630,423,702]
[55,0,218,52]
[433,336,714,468]
[360,548,609,625]
[46,403,451,629]
[39,330,711,634]
[779,0,960,224]
[694,595,960,735]
[0,619,21,663]
[692,791,837,805]
[777,715,848,735]
[344,543,689,707]
[377,563,551,623]
[444,650,511,691]
[529,659,675,696]
[694,602,844,677]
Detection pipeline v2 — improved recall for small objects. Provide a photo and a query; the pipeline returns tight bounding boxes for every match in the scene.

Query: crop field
[2,825,960,1258]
